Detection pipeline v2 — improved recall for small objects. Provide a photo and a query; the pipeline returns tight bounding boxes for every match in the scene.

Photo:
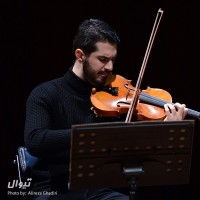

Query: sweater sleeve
[24,84,71,157]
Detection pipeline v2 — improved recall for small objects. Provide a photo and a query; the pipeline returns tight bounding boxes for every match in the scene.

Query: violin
[91,9,200,121]
[90,74,200,120]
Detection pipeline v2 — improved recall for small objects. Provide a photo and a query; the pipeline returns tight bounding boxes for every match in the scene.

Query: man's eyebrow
[98,55,116,59]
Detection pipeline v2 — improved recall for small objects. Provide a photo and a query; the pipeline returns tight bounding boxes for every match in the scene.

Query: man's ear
[75,49,85,62]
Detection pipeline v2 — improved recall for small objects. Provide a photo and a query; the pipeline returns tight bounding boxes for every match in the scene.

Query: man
[24,18,188,200]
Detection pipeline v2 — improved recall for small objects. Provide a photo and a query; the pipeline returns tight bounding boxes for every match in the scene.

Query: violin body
[137,87,172,120]
[91,74,172,120]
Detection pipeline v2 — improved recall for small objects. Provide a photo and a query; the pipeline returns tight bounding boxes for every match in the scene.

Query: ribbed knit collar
[63,67,94,96]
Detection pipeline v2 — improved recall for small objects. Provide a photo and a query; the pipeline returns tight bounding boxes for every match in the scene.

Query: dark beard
[83,60,107,87]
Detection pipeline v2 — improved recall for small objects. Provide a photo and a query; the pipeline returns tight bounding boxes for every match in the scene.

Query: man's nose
[104,60,113,71]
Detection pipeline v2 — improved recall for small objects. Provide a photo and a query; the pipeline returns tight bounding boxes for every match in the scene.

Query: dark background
[2,0,200,199]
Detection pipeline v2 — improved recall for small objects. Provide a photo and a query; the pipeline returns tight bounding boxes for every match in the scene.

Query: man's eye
[111,58,115,63]
[99,57,109,62]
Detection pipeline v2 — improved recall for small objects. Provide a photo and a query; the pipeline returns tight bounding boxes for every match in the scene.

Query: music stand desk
[69,120,194,196]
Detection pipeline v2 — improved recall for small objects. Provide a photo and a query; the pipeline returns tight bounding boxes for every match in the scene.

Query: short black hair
[72,19,120,56]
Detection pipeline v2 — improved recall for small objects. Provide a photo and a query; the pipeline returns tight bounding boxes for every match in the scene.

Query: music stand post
[123,165,144,199]
[69,120,194,199]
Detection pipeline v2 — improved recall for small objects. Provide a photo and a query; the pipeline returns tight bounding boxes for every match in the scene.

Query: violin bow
[125,8,164,123]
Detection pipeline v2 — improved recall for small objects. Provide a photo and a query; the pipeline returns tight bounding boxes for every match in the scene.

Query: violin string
[140,92,170,107]
[140,92,200,119]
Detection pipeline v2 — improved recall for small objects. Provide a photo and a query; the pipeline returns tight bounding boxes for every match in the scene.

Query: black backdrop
[2,0,200,199]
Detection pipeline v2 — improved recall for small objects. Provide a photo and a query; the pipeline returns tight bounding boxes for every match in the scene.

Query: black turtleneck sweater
[24,67,123,193]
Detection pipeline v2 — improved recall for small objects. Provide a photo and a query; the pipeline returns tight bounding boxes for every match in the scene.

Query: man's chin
[93,80,106,87]
[98,77,107,86]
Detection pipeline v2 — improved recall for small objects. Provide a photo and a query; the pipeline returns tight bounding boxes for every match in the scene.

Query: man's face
[83,42,117,87]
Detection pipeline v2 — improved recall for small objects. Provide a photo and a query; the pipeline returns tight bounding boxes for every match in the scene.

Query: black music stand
[69,120,194,200]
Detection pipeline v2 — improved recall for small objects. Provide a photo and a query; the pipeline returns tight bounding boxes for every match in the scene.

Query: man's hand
[164,102,188,121]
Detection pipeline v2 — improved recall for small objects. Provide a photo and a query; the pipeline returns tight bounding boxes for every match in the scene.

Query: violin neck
[187,109,200,119]
[139,93,200,119]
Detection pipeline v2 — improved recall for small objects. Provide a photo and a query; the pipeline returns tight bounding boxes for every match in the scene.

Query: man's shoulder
[36,76,63,88]
[29,76,64,97]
